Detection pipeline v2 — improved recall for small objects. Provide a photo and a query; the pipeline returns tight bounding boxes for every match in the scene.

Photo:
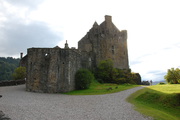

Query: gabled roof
[93,21,99,27]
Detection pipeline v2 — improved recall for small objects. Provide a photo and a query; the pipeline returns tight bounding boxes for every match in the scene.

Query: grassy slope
[65,80,139,95]
[127,84,180,120]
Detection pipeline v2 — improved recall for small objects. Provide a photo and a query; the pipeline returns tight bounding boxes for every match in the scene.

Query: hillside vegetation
[127,84,180,120]
[0,57,20,81]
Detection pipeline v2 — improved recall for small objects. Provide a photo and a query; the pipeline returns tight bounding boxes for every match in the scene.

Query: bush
[95,59,114,83]
[114,78,127,84]
[95,59,141,84]
[75,69,94,90]
[13,66,26,80]
[158,82,166,85]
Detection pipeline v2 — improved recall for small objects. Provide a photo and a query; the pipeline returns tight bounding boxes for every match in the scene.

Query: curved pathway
[0,85,152,120]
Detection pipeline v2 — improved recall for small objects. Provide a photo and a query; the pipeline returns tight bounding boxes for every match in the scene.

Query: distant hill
[0,57,20,81]
[152,80,166,85]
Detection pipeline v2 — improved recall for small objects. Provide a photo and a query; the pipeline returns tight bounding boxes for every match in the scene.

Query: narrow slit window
[112,46,115,54]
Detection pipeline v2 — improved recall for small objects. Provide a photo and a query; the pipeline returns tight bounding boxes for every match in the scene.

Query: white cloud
[0,0,180,81]
[0,0,63,57]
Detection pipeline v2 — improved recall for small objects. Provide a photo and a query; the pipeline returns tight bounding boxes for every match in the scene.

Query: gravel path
[0,85,152,120]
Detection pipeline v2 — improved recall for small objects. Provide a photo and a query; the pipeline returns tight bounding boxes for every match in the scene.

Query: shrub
[75,69,94,90]
[158,82,166,85]
[95,59,114,83]
[95,59,141,84]
[13,66,26,80]
[114,78,127,84]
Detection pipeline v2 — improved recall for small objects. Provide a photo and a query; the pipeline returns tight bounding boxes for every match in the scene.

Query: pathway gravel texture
[0,85,153,120]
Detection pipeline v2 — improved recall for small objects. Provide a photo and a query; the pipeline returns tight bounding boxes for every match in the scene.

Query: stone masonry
[26,46,81,93]
[21,15,130,93]
[78,15,129,69]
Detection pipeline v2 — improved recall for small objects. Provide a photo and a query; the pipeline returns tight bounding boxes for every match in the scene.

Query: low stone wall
[0,79,25,86]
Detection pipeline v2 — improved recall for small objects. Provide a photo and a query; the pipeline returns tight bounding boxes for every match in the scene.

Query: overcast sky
[0,0,180,82]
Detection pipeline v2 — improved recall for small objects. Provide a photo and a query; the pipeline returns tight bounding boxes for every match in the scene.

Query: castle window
[95,34,98,37]
[45,53,50,59]
[112,46,115,54]
[96,29,98,33]
[106,30,109,34]
[45,53,48,56]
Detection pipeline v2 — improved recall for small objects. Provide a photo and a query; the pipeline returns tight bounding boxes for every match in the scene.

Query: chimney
[105,15,112,22]
[64,40,69,49]
[20,52,23,59]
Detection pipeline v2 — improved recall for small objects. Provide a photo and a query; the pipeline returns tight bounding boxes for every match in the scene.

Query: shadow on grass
[65,83,139,95]
[127,86,180,120]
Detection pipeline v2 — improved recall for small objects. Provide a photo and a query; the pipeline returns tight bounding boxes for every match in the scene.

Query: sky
[0,0,180,82]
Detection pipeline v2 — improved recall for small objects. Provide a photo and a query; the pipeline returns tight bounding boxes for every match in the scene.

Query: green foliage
[96,59,114,83]
[0,57,20,81]
[114,77,127,84]
[13,66,26,80]
[75,69,94,90]
[164,68,180,84]
[129,73,141,84]
[95,59,141,84]
[158,82,166,85]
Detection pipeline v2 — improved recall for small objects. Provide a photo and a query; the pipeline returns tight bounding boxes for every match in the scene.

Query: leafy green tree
[164,68,180,84]
[96,59,115,83]
[0,57,20,81]
[95,59,141,84]
[13,66,26,80]
[75,69,94,90]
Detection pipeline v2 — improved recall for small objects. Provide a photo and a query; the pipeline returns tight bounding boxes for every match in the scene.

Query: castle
[21,15,129,93]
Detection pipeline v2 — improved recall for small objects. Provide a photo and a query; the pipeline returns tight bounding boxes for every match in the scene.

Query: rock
[0,111,11,120]
[106,87,113,91]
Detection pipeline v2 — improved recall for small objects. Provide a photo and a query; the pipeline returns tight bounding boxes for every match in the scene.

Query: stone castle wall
[26,48,81,93]
[78,15,129,69]
[22,15,130,93]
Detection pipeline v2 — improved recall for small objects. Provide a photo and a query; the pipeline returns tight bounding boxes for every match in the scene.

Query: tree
[0,57,20,81]
[95,59,141,84]
[13,66,26,80]
[75,69,94,90]
[95,59,115,83]
[164,68,180,84]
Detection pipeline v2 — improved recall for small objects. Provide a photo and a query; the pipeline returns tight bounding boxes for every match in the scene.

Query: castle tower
[20,15,130,93]
[78,15,129,69]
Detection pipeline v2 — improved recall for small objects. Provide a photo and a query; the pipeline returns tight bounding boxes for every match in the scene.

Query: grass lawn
[127,84,180,120]
[65,80,139,95]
